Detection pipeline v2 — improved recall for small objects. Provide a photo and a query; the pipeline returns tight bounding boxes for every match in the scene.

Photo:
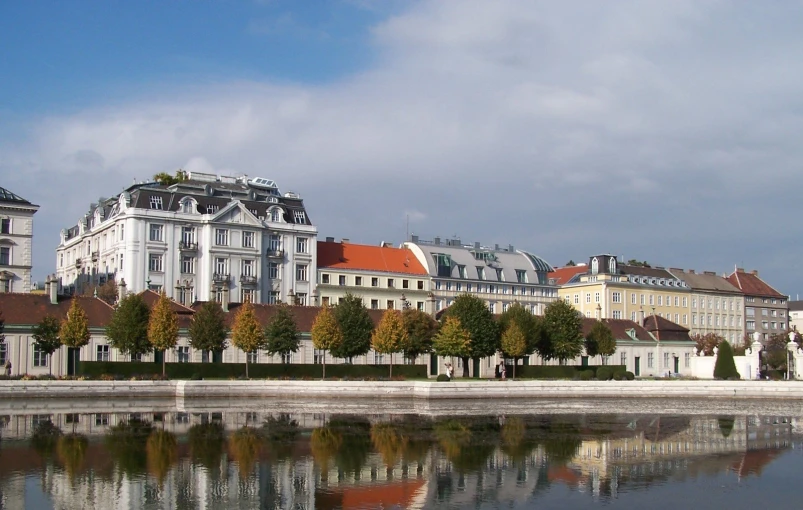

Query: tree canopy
[713,340,740,380]
[692,332,724,357]
[264,305,300,358]
[153,169,188,186]
[230,301,265,378]
[499,303,540,359]
[311,307,343,379]
[331,293,374,360]
[584,320,616,360]
[188,301,229,356]
[106,294,151,359]
[432,316,471,360]
[81,279,118,305]
[442,294,500,375]
[148,292,180,376]
[32,315,62,372]
[541,300,583,364]
[500,323,527,379]
[60,299,91,348]
[400,308,437,359]
[371,310,409,377]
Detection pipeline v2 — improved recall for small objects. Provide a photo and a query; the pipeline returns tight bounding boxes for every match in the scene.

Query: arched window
[591,257,599,275]
[270,208,281,223]
[180,198,196,214]
[608,257,616,274]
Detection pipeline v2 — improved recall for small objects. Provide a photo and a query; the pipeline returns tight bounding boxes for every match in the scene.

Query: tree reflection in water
[57,434,89,481]
[262,414,299,462]
[310,426,342,477]
[146,429,177,486]
[104,418,154,477]
[434,416,499,473]
[188,422,226,471]
[228,426,263,477]
[31,420,62,461]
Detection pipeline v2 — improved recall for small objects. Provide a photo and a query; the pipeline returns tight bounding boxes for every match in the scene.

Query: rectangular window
[663,352,670,369]
[658,296,663,306]
[640,294,645,305]
[620,352,627,366]
[338,275,346,286]
[0,247,9,266]
[612,292,622,303]
[631,311,637,321]
[96,345,110,362]
[388,278,395,288]
[242,231,255,248]
[247,351,258,364]
[149,223,163,241]
[0,342,6,367]
[120,224,125,240]
[215,257,229,275]
[356,276,363,286]
[295,264,308,281]
[149,196,163,210]
[647,352,654,368]
[417,301,424,311]
[682,314,688,324]
[33,345,48,367]
[747,320,755,330]
[149,253,163,272]
[458,265,467,278]
[683,297,688,307]
[241,259,254,277]
[215,228,229,246]
[293,210,306,224]
[241,288,255,303]
[120,253,124,271]
[417,280,424,290]
[684,353,690,368]
[206,204,219,214]
[313,349,324,364]
[371,277,379,287]
[387,300,395,310]
[176,346,189,363]
[674,297,679,307]
[181,256,195,274]
[746,307,755,317]
[631,293,637,305]
[0,218,9,234]
[586,293,591,304]
[649,295,654,306]
[674,313,679,323]
[268,291,279,304]
[574,294,580,304]
[403,279,409,289]
[477,267,485,280]
[296,237,308,253]
[321,273,330,284]
[371,299,379,309]
[595,292,600,303]
[612,310,622,319]
[295,293,307,305]
[692,298,697,308]
[515,270,527,283]
[268,262,279,279]
[268,234,281,252]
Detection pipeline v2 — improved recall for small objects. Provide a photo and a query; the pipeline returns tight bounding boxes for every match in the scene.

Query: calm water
[0,398,801,509]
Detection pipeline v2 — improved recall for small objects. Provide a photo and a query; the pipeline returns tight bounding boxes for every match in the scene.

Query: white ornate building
[55,172,318,305]
[0,186,39,293]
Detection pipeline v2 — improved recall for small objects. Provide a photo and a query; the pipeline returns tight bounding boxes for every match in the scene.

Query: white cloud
[3,0,803,292]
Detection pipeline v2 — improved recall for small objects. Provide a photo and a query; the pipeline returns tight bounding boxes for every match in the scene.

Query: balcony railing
[75,258,83,269]
[91,251,99,262]
[240,275,258,285]
[266,248,284,258]
[179,241,198,251]
[212,273,230,283]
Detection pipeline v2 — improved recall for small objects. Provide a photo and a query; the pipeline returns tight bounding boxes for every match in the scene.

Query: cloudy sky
[1,0,802,296]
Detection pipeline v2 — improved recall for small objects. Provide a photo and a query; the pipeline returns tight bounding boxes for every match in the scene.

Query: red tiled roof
[726,269,786,298]
[139,289,195,315]
[581,318,654,342]
[548,265,587,285]
[643,315,692,342]
[0,293,114,328]
[317,241,428,275]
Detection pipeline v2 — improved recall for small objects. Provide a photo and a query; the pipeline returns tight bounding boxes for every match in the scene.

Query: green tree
[32,315,62,375]
[106,294,151,360]
[371,310,409,378]
[400,308,437,360]
[565,260,576,266]
[542,300,583,364]
[713,340,740,380]
[60,299,91,370]
[188,301,229,361]
[442,294,500,377]
[499,303,540,366]
[153,169,188,186]
[311,307,343,379]
[331,293,374,361]
[264,305,300,359]
[626,259,651,268]
[432,316,471,370]
[31,420,62,460]
[500,323,527,379]
[188,422,225,470]
[230,301,265,378]
[105,418,153,477]
[692,332,724,356]
[584,320,617,363]
[148,292,179,376]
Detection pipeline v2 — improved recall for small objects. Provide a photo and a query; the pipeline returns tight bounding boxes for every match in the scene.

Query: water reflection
[0,403,799,509]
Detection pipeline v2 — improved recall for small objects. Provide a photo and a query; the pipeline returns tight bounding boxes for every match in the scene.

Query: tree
[188,301,229,360]
[542,300,583,364]
[32,315,62,375]
[500,323,527,379]
[311,307,343,379]
[148,292,179,376]
[331,293,374,361]
[692,332,724,356]
[499,303,540,365]
[400,308,437,360]
[230,301,265,378]
[153,169,188,186]
[442,294,500,377]
[584,320,617,363]
[371,310,409,378]
[60,299,91,371]
[106,294,151,360]
[713,340,740,380]
[626,259,651,268]
[81,279,118,305]
[432,316,471,370]
[264,305,300,359]
[565,260,576,266]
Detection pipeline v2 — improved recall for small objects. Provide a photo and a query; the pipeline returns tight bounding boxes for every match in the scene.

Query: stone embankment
[0,379,801,400]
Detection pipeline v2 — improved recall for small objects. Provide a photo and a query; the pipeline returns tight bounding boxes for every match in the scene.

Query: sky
[1,0,802,297]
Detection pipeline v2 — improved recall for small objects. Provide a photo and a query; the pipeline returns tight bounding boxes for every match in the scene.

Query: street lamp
[787,331,797,381]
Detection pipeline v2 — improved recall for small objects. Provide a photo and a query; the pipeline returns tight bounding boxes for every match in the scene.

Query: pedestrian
[500,361,506,381]
[445,363,452,380]
[4,360,11,377]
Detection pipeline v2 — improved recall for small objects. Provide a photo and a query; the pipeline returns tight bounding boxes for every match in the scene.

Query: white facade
[55,172,318,305]
[0,187,39,293]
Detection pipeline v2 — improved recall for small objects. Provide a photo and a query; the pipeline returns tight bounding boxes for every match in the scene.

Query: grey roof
[407,241,553,285]
[789,301,803,312]
[0,186,31,204]
[667,269,741,293]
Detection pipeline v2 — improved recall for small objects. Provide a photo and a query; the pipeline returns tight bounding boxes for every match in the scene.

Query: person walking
[500,361,506,381]
[4,360,11,377]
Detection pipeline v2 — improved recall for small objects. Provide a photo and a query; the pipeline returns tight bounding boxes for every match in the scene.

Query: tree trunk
[461,356,470,378]
[245,356,249,379]
[162,353,166,378]
[513,360,516,381]
[389,352,393,379]
[49,354,52,377]
[322,352,326,380]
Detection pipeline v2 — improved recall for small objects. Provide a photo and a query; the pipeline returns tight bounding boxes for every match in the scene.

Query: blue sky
[1,0,802,297]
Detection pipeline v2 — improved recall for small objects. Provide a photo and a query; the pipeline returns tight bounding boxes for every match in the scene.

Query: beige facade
[317,268,432,312]
[667,269,745,344]
[0,186,39,293]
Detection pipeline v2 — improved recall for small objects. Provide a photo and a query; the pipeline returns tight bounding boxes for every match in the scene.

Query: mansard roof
[0,186,36,207]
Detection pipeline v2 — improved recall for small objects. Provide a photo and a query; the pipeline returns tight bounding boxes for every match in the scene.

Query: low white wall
[2,380,803,400]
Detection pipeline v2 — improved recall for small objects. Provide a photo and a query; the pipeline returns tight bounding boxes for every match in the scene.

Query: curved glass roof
[0,186,30,204]
[521,251,554,273]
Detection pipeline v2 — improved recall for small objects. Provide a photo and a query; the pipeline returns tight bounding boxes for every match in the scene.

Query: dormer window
[608,257,617,274]
[207,204,219,214]
[293,210,306,224]
[149,196,163,210]
[591,257,599,275]
[180,198,195,214]
[270,208,282,223]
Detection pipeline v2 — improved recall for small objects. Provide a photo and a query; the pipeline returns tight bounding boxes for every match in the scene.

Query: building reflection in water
[0,408,797,509]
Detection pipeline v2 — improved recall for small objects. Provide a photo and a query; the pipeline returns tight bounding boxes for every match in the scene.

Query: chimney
[474,242,480,250]
[509,244,514,252]
[118,278,127,302]
[688,269,695,274]
[221,287,229,313]
[704,271,716,276]
[494,244,500,251]
[751,270,759,276]
[434,237,440,245]
[48,275,58,305]
[410,234,419,243]
[325,236,334,243]
[453,238,461,246]
[736,267,745,273]
[341,238,349,244]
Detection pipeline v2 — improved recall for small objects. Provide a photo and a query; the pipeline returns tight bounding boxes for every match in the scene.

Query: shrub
[577,370,594,381]
[624,371,635,380]
[436,374,451,382]
[713,341,741,380]
[596,366,614,381]
[612,370,624,381]
[190,373,203,381]
[515,365,625,379]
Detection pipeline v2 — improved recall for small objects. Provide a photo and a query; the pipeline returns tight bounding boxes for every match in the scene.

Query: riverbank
[1,379,802,401]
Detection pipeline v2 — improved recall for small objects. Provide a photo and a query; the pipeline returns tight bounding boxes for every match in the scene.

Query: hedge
[514,365,626,379]
[78,361,427,379]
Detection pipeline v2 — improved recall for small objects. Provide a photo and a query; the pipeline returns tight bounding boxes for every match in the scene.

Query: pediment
[209,201,263,226]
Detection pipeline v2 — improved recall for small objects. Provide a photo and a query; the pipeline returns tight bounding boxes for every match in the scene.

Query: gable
[209,201,263,227]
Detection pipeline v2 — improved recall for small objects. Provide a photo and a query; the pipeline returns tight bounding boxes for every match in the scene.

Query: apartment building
[0,186,39,293]
[317,239,432,312]
[726,268,789,343]
[403,236,558,315]
[55,172,317,306]
[667,269,745,344]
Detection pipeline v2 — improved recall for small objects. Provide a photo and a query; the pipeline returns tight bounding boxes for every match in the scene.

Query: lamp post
[787,331,797,381]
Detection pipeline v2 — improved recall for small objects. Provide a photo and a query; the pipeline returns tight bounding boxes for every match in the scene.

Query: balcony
[75,258,83,269]
[91,251,99,262]
[179,241,198,251]
[212,273,230,283]
[240,275,258,286]
[266,248,284,258]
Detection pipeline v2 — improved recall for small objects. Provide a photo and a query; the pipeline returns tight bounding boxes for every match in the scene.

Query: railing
[212,273,230,283]
[239,275,257,285]
[91,251,99,262]
[75,258,83,269]
[266,249,284,258]
[179,241,198,251]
